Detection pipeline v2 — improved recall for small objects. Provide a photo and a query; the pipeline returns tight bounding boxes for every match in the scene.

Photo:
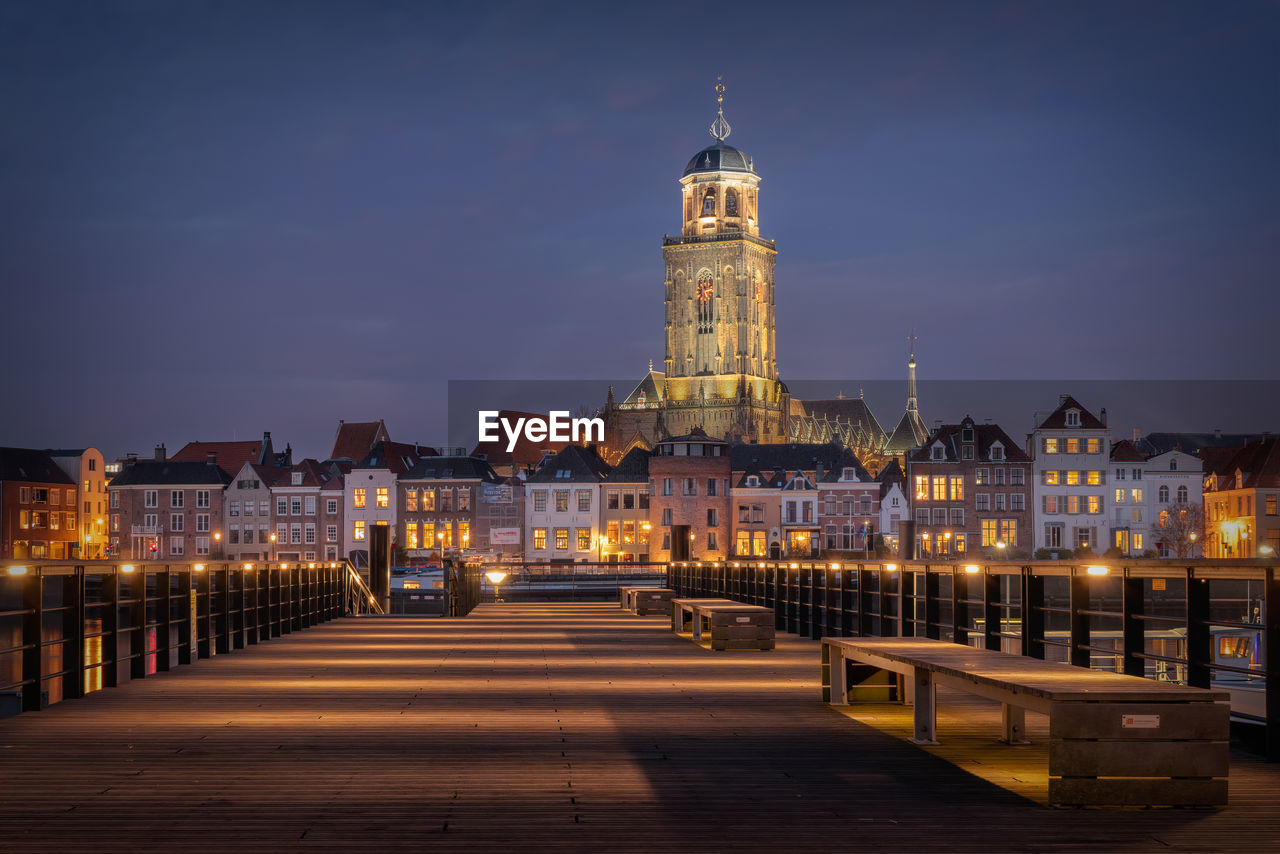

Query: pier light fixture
[243,563,253,571]
[1258,545,1274,556]
[789,562,798,569]
[484,570,508,584]
[830,562,841,570]
[279,562,289,570]
[193,564,205,572]
[884,564,898,572]
[1086,565,1109,576]
[7,565,28,576]
[120,564,136,574]
[963,565,980,574]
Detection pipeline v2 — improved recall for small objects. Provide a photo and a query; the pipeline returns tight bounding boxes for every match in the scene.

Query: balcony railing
[662,231,776,251]
[130,525,162,536]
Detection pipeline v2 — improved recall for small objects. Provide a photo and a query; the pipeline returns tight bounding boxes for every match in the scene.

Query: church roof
[620,370,665,407]
[683,142,756,177]
[885,408,929,454]
[605,447,650,484]
[800,398,887,448]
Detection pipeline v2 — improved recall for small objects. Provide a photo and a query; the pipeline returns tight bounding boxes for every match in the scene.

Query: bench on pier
[672,598,775,651]
[821,637,1229,807]
[620,586,676,615]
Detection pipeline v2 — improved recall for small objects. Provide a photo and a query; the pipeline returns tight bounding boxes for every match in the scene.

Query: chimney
[1132,427,1140,442]
[206,452,218,467]
[1059,394,1069,406]
[126,453,138,465]
[1100,408,1107,427]
[154,443,166,462]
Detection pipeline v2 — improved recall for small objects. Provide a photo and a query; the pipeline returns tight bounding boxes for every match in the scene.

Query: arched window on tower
[701,188,716,217]
[696,271,713,334]
[725,188,739,217]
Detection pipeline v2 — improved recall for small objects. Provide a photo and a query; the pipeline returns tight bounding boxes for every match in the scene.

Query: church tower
[658,80,787,441]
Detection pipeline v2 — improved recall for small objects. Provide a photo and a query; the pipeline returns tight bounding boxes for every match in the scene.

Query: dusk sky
[2,1,1277,461]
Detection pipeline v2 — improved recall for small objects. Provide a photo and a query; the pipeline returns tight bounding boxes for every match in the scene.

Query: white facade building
[523,445,609,563]
[1031,395,1112,554]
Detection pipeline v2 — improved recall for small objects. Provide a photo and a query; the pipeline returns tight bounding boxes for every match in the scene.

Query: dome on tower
[683,142,756,177]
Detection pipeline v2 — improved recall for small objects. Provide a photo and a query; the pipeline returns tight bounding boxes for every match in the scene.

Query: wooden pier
[2,603,1279,852]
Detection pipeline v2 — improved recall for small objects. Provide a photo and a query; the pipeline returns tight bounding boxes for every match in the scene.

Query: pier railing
[0,558,371,716]
[669,558,1280,758]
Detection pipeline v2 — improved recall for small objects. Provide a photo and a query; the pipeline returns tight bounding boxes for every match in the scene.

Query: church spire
[709,76,731,142]
[906,330,919,413]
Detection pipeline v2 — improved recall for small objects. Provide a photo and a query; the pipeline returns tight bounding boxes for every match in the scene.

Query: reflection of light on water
[84,635,103,693]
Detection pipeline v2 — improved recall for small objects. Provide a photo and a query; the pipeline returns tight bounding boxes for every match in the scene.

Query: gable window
[1065,410,1080,427]
[930,444,945,461]
[990,444,1004,461]
[291,472,304,486]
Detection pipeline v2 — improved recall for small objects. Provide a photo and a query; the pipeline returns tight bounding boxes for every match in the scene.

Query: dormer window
[961,427,974,443]
[990,443,1005,461]
[747,475,759,487]
[291,472,303,486]
[1065,409,1081,427]
[842,467,856,481]
[930,444,945,461]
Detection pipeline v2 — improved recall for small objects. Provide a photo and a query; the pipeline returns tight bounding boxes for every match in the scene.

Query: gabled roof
[816,449,873,484]
[0,447,76,484]
[619,370,666,407]
[1035,395,1106,430]
[526,444,611,484]
[796,398,888,449]
[273,459,333,489]
[884,408,929,454]
[1109,439,1147,463]
[329,420,390,462]
[171,440,262,474]
[605,446,650,484]
[908,418,1032,464]
[402,456,503,483]
[876,458,906,499]
[108,458,232,487]
[1204,437,1280,490]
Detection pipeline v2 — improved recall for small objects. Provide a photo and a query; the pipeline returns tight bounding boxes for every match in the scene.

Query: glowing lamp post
[484,570,508,604]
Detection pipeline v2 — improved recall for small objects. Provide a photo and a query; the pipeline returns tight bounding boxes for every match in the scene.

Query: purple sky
[2,1,1277,461]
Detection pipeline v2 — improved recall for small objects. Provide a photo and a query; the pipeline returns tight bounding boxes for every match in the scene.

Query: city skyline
[2,1,1277,459]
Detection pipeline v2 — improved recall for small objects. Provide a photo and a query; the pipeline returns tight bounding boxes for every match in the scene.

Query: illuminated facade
[1030,395,1112,554]
[605,83,789,453]
[1202,436,1280,559]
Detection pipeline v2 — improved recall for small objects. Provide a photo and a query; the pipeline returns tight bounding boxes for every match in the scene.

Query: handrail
[344,564,384,615]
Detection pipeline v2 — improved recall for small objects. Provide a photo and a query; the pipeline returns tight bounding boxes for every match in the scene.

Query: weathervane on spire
[710,76,731,142]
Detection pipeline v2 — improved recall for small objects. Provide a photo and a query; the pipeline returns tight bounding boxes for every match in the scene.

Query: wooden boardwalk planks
[0,603,1278,853]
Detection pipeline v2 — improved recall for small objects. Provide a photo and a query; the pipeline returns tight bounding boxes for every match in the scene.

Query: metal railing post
[21,569,44,711]
[63,568,86,701]
[1121,574,1144,677]
[1186,569,1211,688]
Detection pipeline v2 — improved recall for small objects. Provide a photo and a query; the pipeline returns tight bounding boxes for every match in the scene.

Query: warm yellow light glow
[270,533,276,543]
[193,563,205,572]
[996,541,1007,549]
[214,533,221,541]
[308,562,316,568]
[789,562,798,569]
[964,565,980,574]
[944,532,952,540]
[7,565,28,576]
[733,561,740,567]
[689,533,696,540]
[1087,565,1109,576]
[279,562,289,570]
[830,562,841,570]
[120,564,136,574]
[884,564,898,572]
[485,570,508,584]
[641,522,651,531]
[1257,545,1273,556]
[244,563,253,570]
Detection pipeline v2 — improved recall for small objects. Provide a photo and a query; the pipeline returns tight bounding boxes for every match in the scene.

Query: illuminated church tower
[604,80,790,455]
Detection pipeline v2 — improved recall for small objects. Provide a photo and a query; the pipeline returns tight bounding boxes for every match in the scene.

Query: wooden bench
[672,599,775,651]
[821,637,1230,807]
[621,587,676,615]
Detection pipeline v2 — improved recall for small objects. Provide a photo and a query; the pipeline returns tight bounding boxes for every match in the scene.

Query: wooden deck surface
[2,603,1279,853]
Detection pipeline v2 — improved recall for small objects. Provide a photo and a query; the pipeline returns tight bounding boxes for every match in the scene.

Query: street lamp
[269,532,277,560]
[484,570,507,604]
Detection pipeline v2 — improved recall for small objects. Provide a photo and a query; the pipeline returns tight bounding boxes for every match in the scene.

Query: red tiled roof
[171,441,262,475]
[330,420,388,462]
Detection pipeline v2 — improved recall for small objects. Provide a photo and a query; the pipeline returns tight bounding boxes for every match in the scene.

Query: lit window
[555,528,569,550]
[915,476,928,500]
[406,522,419,550]
[533,528,547,550]
[555,490,569,512]
[1066,438,1080,454]
[1115,488,1125,503]
[1000,519,1017,546]
[1086,471,1101,486]
[353,488,366,509]
[576,528,591,551]
[376,488,388,508]
[1044,470,1059,486]
[353,520,366,541]
[1044,438,1058,454]
[1086,438,1101,454]
[1067,496,1080,514]
[949,476,963,501]
[932,477,946,501]
[1066,471,1080,486]
[982,519,998,546]
[405,490,418,512]
[1087,496,1100,514]
[1132,488,1143,502]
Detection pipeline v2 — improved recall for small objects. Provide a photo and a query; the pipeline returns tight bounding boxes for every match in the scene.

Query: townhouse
[47,448,108,559]
[1202,436,1280,559]
[272,459,346,563]
[0,447,78,560]
[524,444,611,562]
[907,417,1033,559]
[649,431,731,562]
[1030,396,1111,554]
[600,447,651,563]
[399,456,505,559]
[107,446,230,559]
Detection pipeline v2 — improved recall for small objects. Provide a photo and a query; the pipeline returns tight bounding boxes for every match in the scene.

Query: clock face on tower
[696,281,713,302]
